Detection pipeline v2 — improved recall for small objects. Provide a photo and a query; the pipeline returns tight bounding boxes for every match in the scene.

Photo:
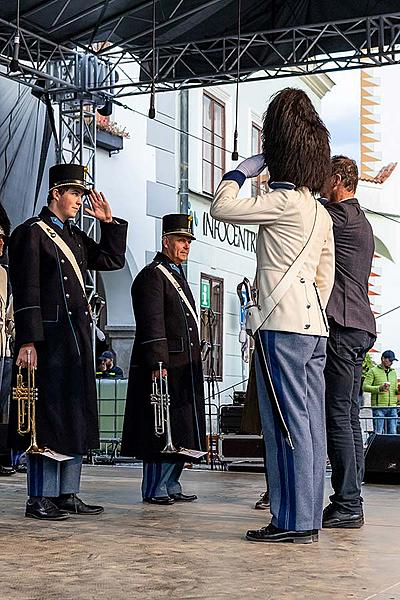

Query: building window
[203,93,225,195]
[200,274,224,380]
[251,122,262,197]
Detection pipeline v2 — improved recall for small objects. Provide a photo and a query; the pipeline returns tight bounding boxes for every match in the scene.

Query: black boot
[0,465,16,476]
[25,497,70,520]
[246,522,313,544]
[53,494,104,515]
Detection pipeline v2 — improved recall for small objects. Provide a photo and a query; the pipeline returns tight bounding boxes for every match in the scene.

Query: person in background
[96,350,124,379]
[363,350,398,435]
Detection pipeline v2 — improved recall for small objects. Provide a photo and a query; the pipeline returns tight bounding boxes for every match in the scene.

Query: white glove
[236,154,266,178]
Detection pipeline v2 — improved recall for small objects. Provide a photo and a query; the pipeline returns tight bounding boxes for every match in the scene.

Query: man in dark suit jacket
[322,156,376,529]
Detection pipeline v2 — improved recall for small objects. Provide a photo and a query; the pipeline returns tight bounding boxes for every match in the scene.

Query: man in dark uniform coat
[8,164,127,520]
[122,214,206,505]
[322,156,376,529]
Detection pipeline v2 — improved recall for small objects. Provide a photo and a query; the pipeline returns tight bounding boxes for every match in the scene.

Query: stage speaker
[364,433,400,484]
[219,434,264,464]
[220,405,243,434]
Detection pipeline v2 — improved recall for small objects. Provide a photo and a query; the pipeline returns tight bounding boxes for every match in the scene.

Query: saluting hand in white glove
[236,154,266,179]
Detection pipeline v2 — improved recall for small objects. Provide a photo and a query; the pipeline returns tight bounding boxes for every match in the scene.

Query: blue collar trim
[50,215,64,230]
[269,181,296,190]
[169,263,181,274]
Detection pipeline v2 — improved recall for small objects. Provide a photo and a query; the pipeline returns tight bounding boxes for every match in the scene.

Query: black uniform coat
[121,252,206,462]
[8,206,127,455]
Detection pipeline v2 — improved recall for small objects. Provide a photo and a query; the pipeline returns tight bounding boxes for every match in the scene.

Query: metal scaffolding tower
[56,98,97,299]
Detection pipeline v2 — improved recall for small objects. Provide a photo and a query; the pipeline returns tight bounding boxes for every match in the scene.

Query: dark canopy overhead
[0,1,400,96]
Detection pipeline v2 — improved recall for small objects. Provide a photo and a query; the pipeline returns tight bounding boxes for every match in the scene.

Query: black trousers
[324,321,375,513]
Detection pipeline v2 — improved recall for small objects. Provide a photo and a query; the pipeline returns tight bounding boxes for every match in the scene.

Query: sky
[321,69,361,164]
[321,64,400,169]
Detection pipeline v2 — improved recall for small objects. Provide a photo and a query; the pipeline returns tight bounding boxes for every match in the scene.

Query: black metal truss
[0,11,400,98]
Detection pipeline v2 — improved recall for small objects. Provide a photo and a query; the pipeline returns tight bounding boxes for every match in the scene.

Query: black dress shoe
[25,497,70,521]
[322,503,364,529]
[0,465,16,476]
[246,523,313,544]
[170,493,197,502]
[143,496,175,505]
[16,464,27,474]
[254,490,270,510]
[54,494,104,515]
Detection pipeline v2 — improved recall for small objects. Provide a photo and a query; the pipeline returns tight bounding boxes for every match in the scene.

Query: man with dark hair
[8,164,127,520]
[322,155,376,529]
[96,350,124,379]
[363,350,398,434]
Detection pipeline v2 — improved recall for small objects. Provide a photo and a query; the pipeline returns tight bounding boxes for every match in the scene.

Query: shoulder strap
[156,264,198,326]
[35,221,86,297]
[248,201,324,332]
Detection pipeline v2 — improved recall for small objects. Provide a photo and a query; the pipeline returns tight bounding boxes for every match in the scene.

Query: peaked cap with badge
[48,164,90,194]
[162,213,196,240]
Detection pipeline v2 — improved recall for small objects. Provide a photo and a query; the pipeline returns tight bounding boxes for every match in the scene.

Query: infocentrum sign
[202,212,257,254]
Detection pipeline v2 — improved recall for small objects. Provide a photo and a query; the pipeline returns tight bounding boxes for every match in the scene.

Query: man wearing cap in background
[363,350,399,435]
[96,350,124,379]
[122,214,206,505]
[8,164,127,520]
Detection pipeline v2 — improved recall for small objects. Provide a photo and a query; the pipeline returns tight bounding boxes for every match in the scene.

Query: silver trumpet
[150,361,177,454]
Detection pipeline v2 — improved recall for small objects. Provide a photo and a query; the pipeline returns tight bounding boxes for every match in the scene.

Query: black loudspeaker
[364,433,400,484]
[220,405,243,434]
[97,100,113,117]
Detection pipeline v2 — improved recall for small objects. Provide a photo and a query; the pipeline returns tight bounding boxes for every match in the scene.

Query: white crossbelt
[35,221,86,297]
[156,263,198,327]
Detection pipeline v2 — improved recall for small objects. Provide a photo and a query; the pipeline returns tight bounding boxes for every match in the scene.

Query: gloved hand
[236,154,266,178]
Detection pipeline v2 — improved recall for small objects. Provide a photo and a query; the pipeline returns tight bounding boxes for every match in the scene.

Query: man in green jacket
[363,350,399,434]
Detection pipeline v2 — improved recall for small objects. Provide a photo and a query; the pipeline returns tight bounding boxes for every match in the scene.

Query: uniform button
[190,342,194,346]
[300,278,305,283]
[304,324,310,329]
[68,311,72,315]
[61,259,65,264]
[85,311,88,315]
[306,304,311,309]
[189,327,193,331]
[82,294,86,299]
[186,313,190,317]
[66,293,70,298]
[64,276,68,280]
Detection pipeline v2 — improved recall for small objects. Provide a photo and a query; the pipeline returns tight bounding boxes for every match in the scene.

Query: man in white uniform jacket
[211,88,335,544]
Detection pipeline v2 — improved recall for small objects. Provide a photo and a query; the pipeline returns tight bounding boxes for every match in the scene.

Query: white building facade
[95,72,335,403]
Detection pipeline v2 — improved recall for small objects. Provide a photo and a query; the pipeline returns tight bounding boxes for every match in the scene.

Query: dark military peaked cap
[162,213,196,240]
[49,164,89,193]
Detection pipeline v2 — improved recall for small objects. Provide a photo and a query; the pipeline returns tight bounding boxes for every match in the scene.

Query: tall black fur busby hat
[48,164,89,193]
[162,214,196,240]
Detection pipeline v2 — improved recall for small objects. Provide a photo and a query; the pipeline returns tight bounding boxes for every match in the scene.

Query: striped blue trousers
[255,330,327,531]
[142,461,184,499]
[27,454,83,498]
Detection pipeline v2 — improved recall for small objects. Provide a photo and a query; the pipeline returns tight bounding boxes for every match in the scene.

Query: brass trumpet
[13,362,44,454]
[150,361,177,454]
